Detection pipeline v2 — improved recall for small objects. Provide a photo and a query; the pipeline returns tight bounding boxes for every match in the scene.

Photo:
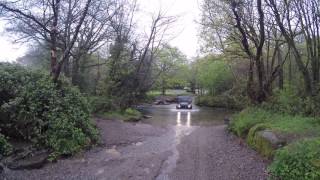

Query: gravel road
[1,104,268,180]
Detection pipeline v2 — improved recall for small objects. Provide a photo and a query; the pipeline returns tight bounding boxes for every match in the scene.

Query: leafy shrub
[263,87,320,117]
[263,87,305,115]
[99,108,142,122]
[125,108,141,117]
[196,93,246,110]
[269,138,320,180]
[229,107,273,137]
[0,133,12,156]
[197,60,233,95]
[0,63,98,159]
[90,96,114,113]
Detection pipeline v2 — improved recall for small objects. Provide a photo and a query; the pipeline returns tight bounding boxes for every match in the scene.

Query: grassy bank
[96,108,142,122]
[195,94,247,110]
[230,107,320,179]
[147,89,191,101]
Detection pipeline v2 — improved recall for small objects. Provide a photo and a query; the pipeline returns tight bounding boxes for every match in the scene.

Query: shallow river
[139,103,235,127]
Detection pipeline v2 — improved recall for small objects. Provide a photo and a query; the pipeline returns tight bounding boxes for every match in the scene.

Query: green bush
[263,87,320,117]
[196,93,246,110]
[125,108,141,117]
[229,107,273,137]
[90,96,114,113]
[263,87,305,115]
[0,133,12,156]
[98,108,142,122]
[269,138,320,180]
[0,63,98,159]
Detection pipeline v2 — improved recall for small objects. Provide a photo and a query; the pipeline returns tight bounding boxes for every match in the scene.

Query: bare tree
[0,0,92,82]
[267,0,320,95]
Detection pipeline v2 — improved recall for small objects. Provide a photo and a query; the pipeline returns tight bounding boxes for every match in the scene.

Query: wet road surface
[1,104,268,180]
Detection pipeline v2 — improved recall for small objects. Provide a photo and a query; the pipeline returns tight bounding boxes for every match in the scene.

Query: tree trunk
[278,48,284,89]
[162,78,166,96]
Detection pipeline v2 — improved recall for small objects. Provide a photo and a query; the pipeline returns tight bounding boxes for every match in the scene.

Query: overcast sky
[0,0,201,62]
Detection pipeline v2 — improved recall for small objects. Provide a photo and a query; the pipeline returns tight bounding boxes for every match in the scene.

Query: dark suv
[176,96,192,109]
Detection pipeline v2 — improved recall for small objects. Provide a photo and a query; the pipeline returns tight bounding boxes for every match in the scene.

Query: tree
[0,0,94,82]
[103,9,177,108]
[200,0,291,103]
[267,0,320,95]
[154,45,188,95]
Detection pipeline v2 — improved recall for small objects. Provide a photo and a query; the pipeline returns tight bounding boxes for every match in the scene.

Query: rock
[5,150,49,170]
[0,163,4,173]
[154,100,165,105]
[143,115,152,119]
[253,130,286,158]
[258,131,283,146]
[224,118,231,125]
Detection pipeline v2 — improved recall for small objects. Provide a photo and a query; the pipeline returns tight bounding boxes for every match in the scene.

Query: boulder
[258,130,284,147]
[4,150,49,170]
[251,130,286,158]
[143,115,152,119]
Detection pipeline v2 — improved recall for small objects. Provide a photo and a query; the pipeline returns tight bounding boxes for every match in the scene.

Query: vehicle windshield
[178,96,192,103]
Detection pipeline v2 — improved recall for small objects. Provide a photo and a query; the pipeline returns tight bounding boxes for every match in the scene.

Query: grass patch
[98,108,142,122]
[231,107,320,179]
[230,107,320,138]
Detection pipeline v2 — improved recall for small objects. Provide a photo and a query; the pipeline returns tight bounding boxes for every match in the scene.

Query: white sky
[0,0,201,62]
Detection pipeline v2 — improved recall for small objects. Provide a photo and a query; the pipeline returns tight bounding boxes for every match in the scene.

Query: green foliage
[0,63,98,159]
[90,96,114,113]
[263,87,305,115]
[229,108,273,137]
[0,133,12,156]
[196,87,247,110]
[98,108,142,122]
[196,56,233,95]
[124,108,141,117]
[263,87,320,117]
[154,45,189,92]
[230,107,320,138]
[269,138,320,180]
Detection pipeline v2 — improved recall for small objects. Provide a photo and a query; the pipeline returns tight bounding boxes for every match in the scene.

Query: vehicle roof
[177,96,192,101]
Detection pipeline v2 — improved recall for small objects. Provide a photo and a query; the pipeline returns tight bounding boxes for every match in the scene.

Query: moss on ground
[246,124,277,158]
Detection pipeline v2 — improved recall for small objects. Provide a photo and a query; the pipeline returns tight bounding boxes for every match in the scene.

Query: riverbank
[229,107,320,179]
[195,94,246,110]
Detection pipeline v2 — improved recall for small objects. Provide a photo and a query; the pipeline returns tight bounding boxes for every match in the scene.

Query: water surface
[139,104,235,127]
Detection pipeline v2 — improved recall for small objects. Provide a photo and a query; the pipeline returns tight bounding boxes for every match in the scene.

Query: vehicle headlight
[177,104,181,108]
[188,104,192,108]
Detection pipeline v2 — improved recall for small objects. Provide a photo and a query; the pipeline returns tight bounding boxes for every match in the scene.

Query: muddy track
[1,106,268,180]
[2,120,266,180]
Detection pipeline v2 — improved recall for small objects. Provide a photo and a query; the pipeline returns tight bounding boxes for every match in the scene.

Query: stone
[258,130,284,147]
[253,130,286,158]
[5,151,49,170]
[143,115,152,119]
